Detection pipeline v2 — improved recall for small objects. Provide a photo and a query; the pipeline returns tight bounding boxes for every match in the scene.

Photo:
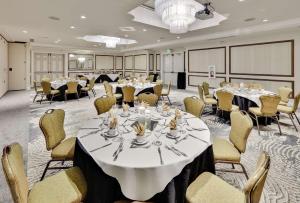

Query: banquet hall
[0,0,300,202]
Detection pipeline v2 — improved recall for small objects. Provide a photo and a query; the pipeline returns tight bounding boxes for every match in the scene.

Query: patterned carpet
[28,84,300,203]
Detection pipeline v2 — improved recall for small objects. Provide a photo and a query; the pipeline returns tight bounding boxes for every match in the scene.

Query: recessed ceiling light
[54,39,61,43]
[22,30,28,34]
[157,39,161,42]
[93,44,97,47]
[262,19,269,22]
[238,0,245,2]
[81,15,86,19]
[119,27,136,32]
[124,34,129,38]
[176,36,180,39]
[70,26,76,29]
[143,29,147,32]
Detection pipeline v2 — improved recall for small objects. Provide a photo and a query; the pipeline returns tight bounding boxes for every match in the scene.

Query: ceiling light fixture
[262,19,269,22]
[81,15,86,19]
[155,0,201,34]
[80,35,137,48]
[78,57,86,62]
[70,26,75,29]
[176,36,180,39]
[54,39,61,43]
[69,54,75,58]
[22,30,28,34]
[143,29,147,32]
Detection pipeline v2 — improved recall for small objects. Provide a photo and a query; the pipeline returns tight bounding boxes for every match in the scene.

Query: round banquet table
[74,107,215,203]
[50,80,87,101]
[95,74,120,83]
[115,83,156,97]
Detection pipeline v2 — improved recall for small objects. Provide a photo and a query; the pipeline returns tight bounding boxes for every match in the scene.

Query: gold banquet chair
[153,84,163,101]
[249,95,281,135]
[122,86,136,104]
[94,96,117,115]
[186,152,270,203]
[39,109,77,180]
[1,143,87,203]
[161,81,172,104]
[216,90,239,115]
[277,93,300,131]
[198,86,217,111]
[278,86,292,106]
[202,82,213,98]
[65,81,79,101]
[213,111,253,179]
[40,80,60,104]
[138,93,158,106]
[104,82,122,100]
[81,77,96,99]
[184,96,205,118]
[33,81,43,103]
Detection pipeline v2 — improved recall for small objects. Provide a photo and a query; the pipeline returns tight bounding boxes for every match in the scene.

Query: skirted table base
[48,85,88,101]
[73,139,215,203]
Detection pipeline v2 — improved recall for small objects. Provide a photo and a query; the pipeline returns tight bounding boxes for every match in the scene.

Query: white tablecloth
[50,80,87,90]
[77,107,211,201]
[117,83,156,95]
[107,74,120,81]
[214,87,277,106]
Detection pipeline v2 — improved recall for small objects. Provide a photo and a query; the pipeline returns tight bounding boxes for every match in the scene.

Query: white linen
[50,80,87,90]
[117,83,156,95]
[77,108,211,201]
[107,73,120,81]
[81,73,98,80]
[214,87,277,106]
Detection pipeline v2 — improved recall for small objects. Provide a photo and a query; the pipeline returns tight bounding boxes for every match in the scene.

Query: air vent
[30,38,35,42]
[48,16,60,21]
[244,17,256,22]
[119,27,136,32]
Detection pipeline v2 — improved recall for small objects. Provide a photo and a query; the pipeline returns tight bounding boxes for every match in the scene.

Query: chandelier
[80,35,137,48]
[155,0,198,34]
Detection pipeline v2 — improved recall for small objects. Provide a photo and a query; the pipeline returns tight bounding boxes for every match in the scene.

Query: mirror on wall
[68,54,94,70]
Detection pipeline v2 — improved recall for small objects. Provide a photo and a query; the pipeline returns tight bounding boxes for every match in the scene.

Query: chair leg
[40,160,52,180]
[40,95,44,104]
[50,95,54,104]
[289,114,298,131]
[215,162,248,180]
[40,160,71,180]
[64,93,67,101]
[76,93,79,101]
[33,93,38,103]
[167,96,172,105]
[238,163,249,179]
[274,116,282,135]
[294,113,300,125]
[255,115,260,135]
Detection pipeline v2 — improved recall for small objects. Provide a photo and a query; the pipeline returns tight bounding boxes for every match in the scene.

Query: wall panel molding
[134,54,147,70]
[188,75,226,87]
[95,55,114,70]
[115,56,123,70]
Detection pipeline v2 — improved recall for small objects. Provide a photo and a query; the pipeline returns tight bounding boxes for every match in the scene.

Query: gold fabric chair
[138,93,158,106]
[122,86,136,103]
[202,82,213,98]
[186,152,270,203]
[147,75,155,82]
[278,86,292,106]
[161,81,172,104]
[33,81,43,103]
[65,81,79,101]
[277,93,300,131]
[94,96,117,115]
[81,77,96,99]
[104,82,122,99]
[198,86,217,110]
[216,90,239,113]
[40,81,60,104]
[213,111,253,179]
[249,95,281,135]
[184,97,205,118]
[153,84,163,99]
[1,143,87,203]
[39,109,76,180]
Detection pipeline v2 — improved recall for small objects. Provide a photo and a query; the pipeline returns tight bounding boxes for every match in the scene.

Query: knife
[89,143,112,153]
[188,134,209,144]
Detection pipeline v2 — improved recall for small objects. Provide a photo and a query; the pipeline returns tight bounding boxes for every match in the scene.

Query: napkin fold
[141,101,150,108]
[162,102,170,112]
[175,108,182,119]
[109,117,118,129]
[122,103,129,112]
[133,122,145,136]
[169,117,177,130]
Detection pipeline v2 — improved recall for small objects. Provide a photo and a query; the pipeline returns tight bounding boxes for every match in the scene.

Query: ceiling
[0,0,300,52]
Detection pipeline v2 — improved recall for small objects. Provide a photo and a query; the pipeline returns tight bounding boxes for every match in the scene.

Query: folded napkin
[109,117,118,129]
[122,103,129,112]
[169,117,177,130]
[141,101,150,108]
[162,102,170,112]
[133,122,145,136]
[175,108,182,119]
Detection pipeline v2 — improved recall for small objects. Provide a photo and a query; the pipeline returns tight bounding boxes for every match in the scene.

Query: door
[8,43,26,90]
[49,54,64,80]
[162,53,184,86]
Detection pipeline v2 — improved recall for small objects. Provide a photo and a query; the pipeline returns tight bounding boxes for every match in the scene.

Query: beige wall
[0,35,8,97]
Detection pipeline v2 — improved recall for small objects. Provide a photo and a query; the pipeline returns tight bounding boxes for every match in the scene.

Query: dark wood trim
[229,40,294,77]
[188,75,226,87]
[188,46,226,74]
[68,53,94,71]
[134,54,147,71]
[115,56,123,70]
[95,55,114,71]
[149,54,154,71]
[229,77,295,97]
[156,54,161,71]
[124,55,134,70]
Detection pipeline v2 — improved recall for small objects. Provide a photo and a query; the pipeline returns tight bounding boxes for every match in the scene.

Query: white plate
[105,131,119,138]
[120,112,130,117]
[132,139,148,145]
[166,133,181,139]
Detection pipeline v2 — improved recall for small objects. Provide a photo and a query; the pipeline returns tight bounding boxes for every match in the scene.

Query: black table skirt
[74,139,215,203]
[49,84,87,101]
[96,75,119,83]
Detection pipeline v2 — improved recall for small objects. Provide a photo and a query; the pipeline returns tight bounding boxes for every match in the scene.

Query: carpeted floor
[2,84,300,202]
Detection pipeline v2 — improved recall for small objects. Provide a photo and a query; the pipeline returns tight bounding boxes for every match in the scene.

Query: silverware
[175,135,188,144]
[113,142,123,161]
[130,144,151,149]
[80,127,99,130]
[165,145,181,156]
[100,133,108,141]
[171,146,187,157]
[89,143,112,153]
[188,134,209,144]
[158,147,164,165]
[113,142,123,157]
[80,129,101,138]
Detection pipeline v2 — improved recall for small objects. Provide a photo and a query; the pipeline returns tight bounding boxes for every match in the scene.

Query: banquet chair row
[2,143,87,203]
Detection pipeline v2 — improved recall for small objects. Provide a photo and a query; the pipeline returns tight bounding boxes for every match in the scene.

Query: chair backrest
[122,86,135,103]
[292,93,300,113]
[216,90,234,111]
[260,95,281,116]
[278,86,292,103]
[149,75,154,82]
[153,84,163,98]
[39,109,66,150]
[184,97,205,118]
[89,77,96,90]
[229,111,253,153]
[1,143,29,203]
[67,81,78,94]
[202,82,210,96]
[166,81,172,94]
[104,82,113,97]
[94,96,116,115]
[41,80,52,94]
[243,152,270,203]
[138,93,158,106]
[198,85,205,101]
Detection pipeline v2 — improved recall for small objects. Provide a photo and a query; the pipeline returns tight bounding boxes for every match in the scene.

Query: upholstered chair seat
[213,111,253,179]
[94,96,116,115]
[278,86,292,105]
[186,152,270,203]
[2,143,87,203]
[213,138,241,162]
[51,137,76,160]
[186,172,246,203]
[138,93,158,106]
[184,97,205,118]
